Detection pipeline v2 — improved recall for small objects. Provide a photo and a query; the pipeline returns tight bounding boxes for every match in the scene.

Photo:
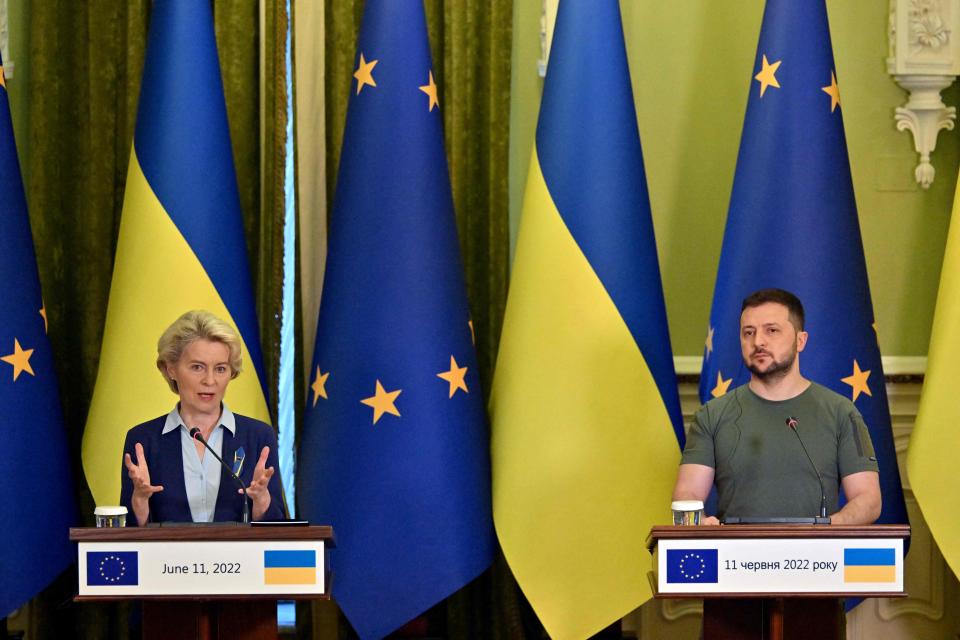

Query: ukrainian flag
[263,550,316,585]
[843,548,896,583]
[909,165,960,580]
[490,2,684,638]
[82,0,270,507]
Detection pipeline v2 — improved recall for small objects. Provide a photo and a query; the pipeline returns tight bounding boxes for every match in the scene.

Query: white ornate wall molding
[659,598,702,622]
[673,355,927,376]
[887,0,960,189]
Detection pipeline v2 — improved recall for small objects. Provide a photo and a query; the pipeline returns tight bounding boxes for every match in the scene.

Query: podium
[70,525,335,640]
[647,524,910,640]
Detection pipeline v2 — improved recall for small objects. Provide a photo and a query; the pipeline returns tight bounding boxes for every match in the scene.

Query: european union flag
[296,2,493,638]
[86,552,139,587]
[700,0,908,561]
[666,549,719,584]
[0,53,75,617]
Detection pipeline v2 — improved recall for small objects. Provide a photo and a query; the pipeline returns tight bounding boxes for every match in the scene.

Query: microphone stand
[190,427,250,524]
[786,417,831,524]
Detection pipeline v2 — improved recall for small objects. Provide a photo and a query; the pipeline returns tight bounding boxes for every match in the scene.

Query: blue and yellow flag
[296,2,493,638]
[701,0,908,547]
[909,172,960,578]
[490,3,684,638]
[82,0,270,506]
[0,55,75,617]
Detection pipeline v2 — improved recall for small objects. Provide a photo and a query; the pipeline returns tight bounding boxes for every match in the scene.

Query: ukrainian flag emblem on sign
[263,550,317,585]
[843,548,896,583]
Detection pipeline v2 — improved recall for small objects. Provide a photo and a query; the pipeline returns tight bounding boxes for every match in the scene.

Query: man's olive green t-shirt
[680,382,879,519]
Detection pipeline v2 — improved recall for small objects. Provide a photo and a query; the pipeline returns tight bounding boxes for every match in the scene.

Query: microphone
[190,427,250,524]
[785,417,829,521]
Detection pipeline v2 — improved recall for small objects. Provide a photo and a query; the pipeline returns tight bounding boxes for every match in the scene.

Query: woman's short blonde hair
[156,310,243,393]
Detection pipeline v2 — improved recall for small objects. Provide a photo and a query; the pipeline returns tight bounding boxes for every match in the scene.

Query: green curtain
[323,1,522,638]
[216,0,291,427]
[18,1,287,637]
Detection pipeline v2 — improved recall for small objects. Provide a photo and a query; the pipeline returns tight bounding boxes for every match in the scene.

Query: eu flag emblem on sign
[86,552,139,586]
[666,549,719,584]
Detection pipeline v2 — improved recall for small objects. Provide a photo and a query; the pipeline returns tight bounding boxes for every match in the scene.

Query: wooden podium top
[648,523,910,550]
[70,524,335,546]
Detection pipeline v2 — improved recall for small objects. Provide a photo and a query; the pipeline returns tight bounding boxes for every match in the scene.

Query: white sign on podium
[656,536,904,595]
[78,539,327,597]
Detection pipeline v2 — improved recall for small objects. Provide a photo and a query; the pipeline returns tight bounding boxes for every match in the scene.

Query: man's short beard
[746,349,796,382]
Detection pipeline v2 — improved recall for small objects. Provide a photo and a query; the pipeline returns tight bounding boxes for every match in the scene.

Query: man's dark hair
[741,288,805,331]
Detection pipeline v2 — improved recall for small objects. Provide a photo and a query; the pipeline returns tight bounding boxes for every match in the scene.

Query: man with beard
[672,288,881,525]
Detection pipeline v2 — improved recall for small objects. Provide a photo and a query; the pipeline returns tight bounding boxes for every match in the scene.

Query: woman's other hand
[123,442,164,526]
